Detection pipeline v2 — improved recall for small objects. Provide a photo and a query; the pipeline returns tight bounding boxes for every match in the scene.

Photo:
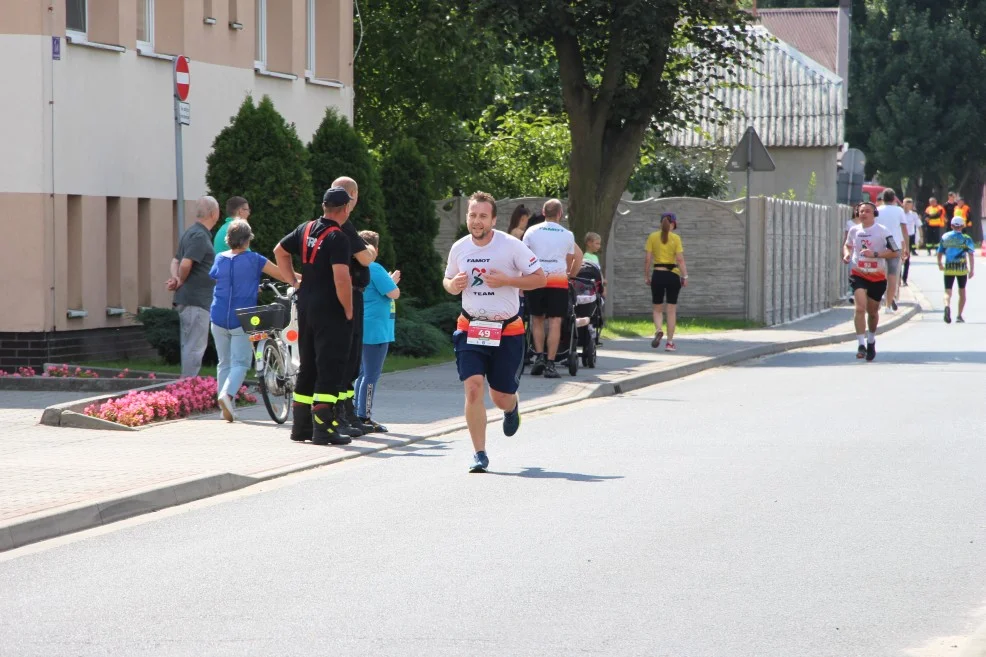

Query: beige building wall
[727,148,839,208]
[0,0,354,334]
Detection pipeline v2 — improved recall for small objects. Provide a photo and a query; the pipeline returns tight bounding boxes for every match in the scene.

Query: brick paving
[0,295,916,534]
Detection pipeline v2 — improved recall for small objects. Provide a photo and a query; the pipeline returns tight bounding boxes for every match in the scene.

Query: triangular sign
[726,126,776,172]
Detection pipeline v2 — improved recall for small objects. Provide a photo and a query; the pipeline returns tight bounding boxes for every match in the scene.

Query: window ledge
[106,307,127,317]
[254,65,298,81]
[304,73,344,88]
[137,46,172,61]
[66,309,88,319]
[66,34,125,53]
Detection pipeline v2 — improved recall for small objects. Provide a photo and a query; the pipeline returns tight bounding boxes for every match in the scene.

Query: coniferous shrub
[206,95,312,259]
[308,108,395,267]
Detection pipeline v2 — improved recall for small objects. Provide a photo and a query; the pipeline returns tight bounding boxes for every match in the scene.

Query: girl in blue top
[209,220,295,422]
[354,230,401,431]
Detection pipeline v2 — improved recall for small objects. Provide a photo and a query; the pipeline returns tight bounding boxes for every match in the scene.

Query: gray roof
[670,28,844,149]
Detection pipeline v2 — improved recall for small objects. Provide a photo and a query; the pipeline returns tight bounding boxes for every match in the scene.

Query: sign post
[173,56,190,239]
[727,126,776,320]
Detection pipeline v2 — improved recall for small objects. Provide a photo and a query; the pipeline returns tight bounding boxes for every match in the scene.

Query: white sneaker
[217,394,236,422]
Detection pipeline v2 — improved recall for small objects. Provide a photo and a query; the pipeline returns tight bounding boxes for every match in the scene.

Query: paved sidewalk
[0,286,924,552]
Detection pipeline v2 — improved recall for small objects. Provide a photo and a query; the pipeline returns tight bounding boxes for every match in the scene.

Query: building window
[255,0,267,68]
[137,0,154,49]
[66,0,87,36]
[306,0,315,74]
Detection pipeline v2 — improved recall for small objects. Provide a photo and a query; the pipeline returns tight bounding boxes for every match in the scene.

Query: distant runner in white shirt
[843,201,900,362]
[444,191,546,473]
[902,197,921,286]
[875,188,909,312]
[523,199,582,378]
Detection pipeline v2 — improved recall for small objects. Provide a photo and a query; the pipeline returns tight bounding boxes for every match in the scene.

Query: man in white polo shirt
[875,188,909,312]
[523,199,582,378]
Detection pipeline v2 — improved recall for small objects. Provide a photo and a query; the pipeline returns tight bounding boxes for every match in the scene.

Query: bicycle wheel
[259,340,290,424]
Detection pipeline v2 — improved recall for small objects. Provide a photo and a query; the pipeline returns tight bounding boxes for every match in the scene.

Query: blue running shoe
[503,402,521,437]
[469,451,489,473]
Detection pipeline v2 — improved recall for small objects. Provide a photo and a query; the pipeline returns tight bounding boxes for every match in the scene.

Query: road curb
[1,299,920,553]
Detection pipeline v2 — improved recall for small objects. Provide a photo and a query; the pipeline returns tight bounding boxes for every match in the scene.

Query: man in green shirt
[213,196,250,253]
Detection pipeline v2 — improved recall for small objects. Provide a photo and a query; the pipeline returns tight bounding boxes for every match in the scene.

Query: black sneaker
[957,315,966,323]
[502,401,521,437]
[891,300,898,311]
[856,345,866,359]
[944,307,952,324]
[312,404,351,445]
[865,341,876,362]
[358,417,389,433]
[543,360,561,378]
[650,330,663,349]
[530,355,546,376]
[289,403,312,442]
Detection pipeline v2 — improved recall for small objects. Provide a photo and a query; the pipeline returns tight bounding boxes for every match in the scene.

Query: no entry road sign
[173,56,190,101]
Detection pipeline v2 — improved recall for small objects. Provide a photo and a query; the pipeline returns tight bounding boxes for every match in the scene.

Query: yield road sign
[726,126,775,172]
[173,56,190,101]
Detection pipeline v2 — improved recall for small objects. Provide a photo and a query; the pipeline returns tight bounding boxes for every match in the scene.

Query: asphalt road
[1,256,984,657]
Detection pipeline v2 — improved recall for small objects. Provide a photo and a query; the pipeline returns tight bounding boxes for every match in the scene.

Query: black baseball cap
[322,187,352,207]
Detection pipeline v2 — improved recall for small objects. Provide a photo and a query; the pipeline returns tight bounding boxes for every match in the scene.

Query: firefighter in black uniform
[330,176,380,436]
[273,187,355,445]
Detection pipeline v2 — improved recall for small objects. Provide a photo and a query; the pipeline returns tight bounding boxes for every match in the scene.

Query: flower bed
[83,376,257,428]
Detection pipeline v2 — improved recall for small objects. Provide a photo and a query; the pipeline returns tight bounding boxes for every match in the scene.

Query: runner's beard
[470,225,491,240]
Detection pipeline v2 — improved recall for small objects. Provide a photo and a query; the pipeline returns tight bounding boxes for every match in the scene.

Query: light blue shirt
[363,262,397,344]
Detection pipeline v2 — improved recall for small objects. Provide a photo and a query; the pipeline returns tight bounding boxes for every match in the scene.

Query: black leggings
[902,235,915,283]
[651,269,682,305]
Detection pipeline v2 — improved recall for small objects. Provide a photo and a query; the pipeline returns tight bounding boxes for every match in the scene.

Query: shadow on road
[489,467,624,483]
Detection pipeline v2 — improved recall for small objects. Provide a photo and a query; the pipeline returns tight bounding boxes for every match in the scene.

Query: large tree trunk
[567,122,648,271]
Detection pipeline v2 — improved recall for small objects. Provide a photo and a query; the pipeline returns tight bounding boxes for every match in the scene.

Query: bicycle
[235,282,300,424]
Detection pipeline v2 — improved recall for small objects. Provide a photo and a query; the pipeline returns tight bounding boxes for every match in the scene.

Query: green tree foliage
[354,0,506,196]
[381,139,444,305]
[307,108,394,267]
[462,0,760,248]
[847,0,986,238]
[205,96,311,259]
[628,140,730,200]
[464,107,571,199]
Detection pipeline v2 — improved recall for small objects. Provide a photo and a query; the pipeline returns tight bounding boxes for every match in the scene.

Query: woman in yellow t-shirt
[644,212,688,351]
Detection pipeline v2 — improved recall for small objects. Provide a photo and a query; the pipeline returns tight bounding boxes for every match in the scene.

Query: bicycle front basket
[235,303,288,334]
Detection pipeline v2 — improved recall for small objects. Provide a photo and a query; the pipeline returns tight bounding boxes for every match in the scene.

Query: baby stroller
[575,261,605,348]
[571,271,603,369]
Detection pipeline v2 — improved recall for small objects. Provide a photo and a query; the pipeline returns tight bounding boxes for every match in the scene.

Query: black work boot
[345,397,374,434]
[289,403,312,442]
[333,401,363,438]
[312,404,351,445]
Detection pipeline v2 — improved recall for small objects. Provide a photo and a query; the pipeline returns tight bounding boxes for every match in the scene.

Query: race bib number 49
[466,320,502,347]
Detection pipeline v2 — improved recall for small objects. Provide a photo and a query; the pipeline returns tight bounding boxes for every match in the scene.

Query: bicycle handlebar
[262,280,296,301]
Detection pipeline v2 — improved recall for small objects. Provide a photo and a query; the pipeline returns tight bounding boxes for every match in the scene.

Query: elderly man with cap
[273,187,357,445]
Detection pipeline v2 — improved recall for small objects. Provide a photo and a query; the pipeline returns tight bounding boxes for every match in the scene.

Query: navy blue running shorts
[452,331,525,394]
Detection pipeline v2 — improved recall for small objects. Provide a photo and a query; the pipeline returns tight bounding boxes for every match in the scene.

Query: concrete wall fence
[434,195,852,326]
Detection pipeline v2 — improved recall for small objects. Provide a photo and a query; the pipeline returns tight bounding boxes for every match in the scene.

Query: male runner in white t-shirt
[523,199,581,378]
[843,201,900,361]
[875,188,909,312]
[444,192,546,473]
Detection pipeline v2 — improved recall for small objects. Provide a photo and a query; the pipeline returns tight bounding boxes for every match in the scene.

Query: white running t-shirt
[523,221,576,289]
[846,222,898,282]
[445,230,541,321]
[876,203,907,248]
